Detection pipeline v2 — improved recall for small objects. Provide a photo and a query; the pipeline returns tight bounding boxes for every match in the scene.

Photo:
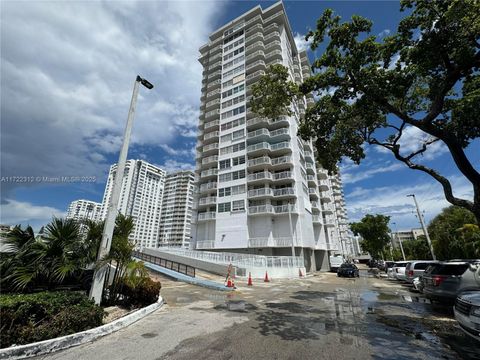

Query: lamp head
[136,75,154,89]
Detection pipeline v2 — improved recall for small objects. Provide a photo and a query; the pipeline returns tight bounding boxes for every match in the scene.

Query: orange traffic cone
[226,276,234,288]
[247,272,253,286]
[264,271,270,282]
[299,269,303,278]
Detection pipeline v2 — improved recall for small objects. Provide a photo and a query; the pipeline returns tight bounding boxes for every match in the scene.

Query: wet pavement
[34,269,480,360]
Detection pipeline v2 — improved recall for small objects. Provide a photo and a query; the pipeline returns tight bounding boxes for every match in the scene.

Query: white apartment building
[158,171,195,248]
[101,160,166,250]
[192,1,348,272]
[66,199,102,222]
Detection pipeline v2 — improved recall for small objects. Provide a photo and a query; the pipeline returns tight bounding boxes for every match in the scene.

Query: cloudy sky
[1,0,478,231]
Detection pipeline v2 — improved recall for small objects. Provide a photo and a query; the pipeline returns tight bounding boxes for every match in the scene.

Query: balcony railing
[273,187,295,196]
[273,171,293,181]
[196,240,215,249]
[248,171,273,181]
[248,188,274,198]
[248,156,271,167]
[198,212,216,221]
[199,182,217,192]
[198,197,217,206]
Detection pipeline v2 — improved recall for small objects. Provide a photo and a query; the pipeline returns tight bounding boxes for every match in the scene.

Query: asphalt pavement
[33,269,480,360]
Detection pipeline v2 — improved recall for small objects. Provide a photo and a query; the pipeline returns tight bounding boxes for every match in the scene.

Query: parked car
[454,291,480,341]
[330,255,344,272]
[405,260,438,283]
[392,261,409,281]
[337,263,360,278]
[422,261,480,304]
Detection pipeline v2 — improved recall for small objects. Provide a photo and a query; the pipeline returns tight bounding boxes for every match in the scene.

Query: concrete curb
[0,296,164,360]
[142,261,232,292]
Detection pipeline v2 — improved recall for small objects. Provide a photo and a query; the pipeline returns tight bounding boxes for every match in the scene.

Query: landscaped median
[0,291,164,360]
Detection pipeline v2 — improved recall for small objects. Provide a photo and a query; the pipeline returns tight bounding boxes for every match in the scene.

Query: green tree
[250,0,480,222]
[350,214,391,258]
[428,205,479,259]
[402,235,433,260]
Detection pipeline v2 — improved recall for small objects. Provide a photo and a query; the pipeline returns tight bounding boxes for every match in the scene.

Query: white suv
[454,291,480,341]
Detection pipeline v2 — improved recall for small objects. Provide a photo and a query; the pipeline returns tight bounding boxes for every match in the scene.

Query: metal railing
[133,250,196,278]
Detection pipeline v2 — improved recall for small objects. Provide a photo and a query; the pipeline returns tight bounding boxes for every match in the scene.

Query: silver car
[392,261,409,281]
[405,260,438,283]
[454,291,480,341]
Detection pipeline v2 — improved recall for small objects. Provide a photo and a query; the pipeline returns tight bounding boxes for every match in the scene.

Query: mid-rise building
[100,160,166,249]
[391,228,425,248]
[192,1,349,272]
[66,199,102,222]
[158,170,195,248]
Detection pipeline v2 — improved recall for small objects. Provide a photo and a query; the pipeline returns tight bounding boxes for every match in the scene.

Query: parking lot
[36,267,480,360]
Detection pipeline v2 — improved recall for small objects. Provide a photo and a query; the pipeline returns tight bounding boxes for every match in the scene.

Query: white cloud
[160,144,196,157]
[293,32,312,52]
[0,1,225,200]
[341,162,404,184]
[0,199,65,230]
[397,126,448,160]
[378,29,391,38]
[345,176,474,230]
[157,159,195,173]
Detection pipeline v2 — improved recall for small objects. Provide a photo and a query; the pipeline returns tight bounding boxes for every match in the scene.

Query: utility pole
[407,194,436,260]
[392,222,406,261]
[89,76,153,305]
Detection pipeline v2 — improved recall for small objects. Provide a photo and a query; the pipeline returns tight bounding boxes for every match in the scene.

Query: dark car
[422,261,480,304]
[337,263,359,278]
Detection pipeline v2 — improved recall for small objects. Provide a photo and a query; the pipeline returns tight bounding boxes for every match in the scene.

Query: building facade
[66,199,102,222]
[100,160,166,250]
[391,228,425,248]
[158,170,195,248]
[192,1,350,272]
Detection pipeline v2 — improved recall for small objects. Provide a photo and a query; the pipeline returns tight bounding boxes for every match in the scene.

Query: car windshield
[340,264,355,268]
[394,262,407,267]
[431,263,469,275]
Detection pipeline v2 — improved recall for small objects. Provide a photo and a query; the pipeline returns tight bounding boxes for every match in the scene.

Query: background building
[66,199,102,222]
[192,1,349,272]
[158,170,195,248]
[100,160,166,250]
[391,228,425,248]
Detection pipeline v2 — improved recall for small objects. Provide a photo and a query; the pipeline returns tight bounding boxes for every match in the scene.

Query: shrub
[0,291,104,348]
[117,278,161,308]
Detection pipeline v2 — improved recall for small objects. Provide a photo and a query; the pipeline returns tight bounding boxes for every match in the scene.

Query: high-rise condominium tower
[193,1,351,271]
[158,170,195,248]
[101,160,166,249]
[66,199,102,222]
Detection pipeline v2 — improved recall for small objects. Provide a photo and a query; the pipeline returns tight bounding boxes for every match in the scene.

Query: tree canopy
[249,0,480,221]
[428,205,479,259]
[350,214,391,258]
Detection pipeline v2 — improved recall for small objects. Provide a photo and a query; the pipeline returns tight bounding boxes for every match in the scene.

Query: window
[223,47,245,62]
[223,54,244,70]
[221,105,245,120]
[223,64,244,79]
[232,169,245,180]
[232,155,245,166]
[223,30,244,45]
[218,187,231,197]
[222,84,245,99]
[231,184,246,195]
[219,173,232,182]
[222,94,245,109]
[220,134,231,143]
[232,200,245,211]
[219,159,231,169]
[220,141,245,155]
[221,117,245,131]
[232,129,245,140]
[224,23,244,37]
[223,38,244,53]
[218,202,231,212]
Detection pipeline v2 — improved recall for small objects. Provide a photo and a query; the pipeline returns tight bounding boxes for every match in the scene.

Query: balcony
[324,216,336,227]
[247,171,273,183]
[320,191,333,202]
[266,58,283,67]
[198,197,217,206]
[265,40,281,51]
[264,11,283,24]
[205,98,220,110]
[246,50,265,62]
[246,70,266,82]
[208,70,222,80]
[263,23,278,34]
[273,171,293,183]
[196,240,215,249]
[246,40,264,52]
[204,131,219,143]
[248,237,270,248]
[206,79,222,90]
[248,204,274,215]
[248,156,272,169]
[317,168,328,180]
[311,201,320,210]
[308,188,319,198]
[264,31,280,42]
[304,150,314,161]
[307,175,317,186]
[199,182,217,193]
[205,109,220,120]
[318,179,329,190]
[198,212,216,221]
[271,155,293,168]
[200,168,218,178]
[274,204,297,214]
[201,155,218,166]
[245,23,263,34]
[322,204,334,214]
[204,120,220,130]
[208,61,221,72]
[270,141,291,154]
[247,141,270,155]
[246,60,266,72]
[206,88,221,99]
[246,31,263,45]
[312,215,322,224]
[248,187,274,198]
[245,14,262,27]
[265,49,282,61]
[305,162,315,174]
[273,187,295,198]
[203,142,219,154]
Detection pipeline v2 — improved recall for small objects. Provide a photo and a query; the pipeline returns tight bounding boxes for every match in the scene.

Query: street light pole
[89,75,153,305]
[392,222,406,261]
[407,194,436,260]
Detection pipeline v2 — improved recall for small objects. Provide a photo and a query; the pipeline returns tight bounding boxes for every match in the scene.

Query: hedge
[0,291,104,348]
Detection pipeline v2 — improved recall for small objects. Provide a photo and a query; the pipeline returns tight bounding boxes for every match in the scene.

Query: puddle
[401,295,431,304]
[214,300,257,313]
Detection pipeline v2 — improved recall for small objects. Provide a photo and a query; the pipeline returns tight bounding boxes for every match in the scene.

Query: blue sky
[1,1,478,231]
